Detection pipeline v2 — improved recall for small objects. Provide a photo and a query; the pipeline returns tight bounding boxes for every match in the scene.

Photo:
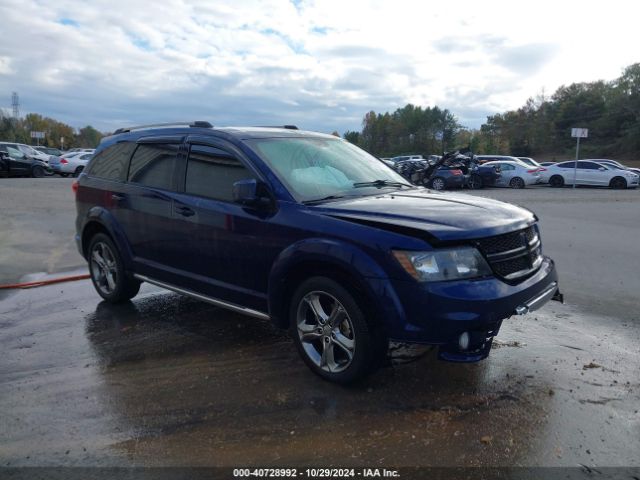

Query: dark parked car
[75,122,561,383]
[427,164,466,190]
[0,145,52,177]
[394,158,469,190]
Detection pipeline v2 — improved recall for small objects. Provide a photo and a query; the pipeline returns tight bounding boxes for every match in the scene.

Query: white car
[588,159,640,178]
[482,160,541,188]
[49,151,94,177]
[543,160,639,189]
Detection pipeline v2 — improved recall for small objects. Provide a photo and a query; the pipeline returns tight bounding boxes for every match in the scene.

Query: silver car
[49,151,94,177]
[482,160,541,188]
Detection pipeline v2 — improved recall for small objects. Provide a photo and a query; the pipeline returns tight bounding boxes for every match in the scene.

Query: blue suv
[75,122,561,383]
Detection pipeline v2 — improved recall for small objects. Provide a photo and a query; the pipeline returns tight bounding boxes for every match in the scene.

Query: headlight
[392,247,492,282]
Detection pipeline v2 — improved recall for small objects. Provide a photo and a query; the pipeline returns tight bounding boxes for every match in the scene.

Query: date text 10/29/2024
[233,468,400,478]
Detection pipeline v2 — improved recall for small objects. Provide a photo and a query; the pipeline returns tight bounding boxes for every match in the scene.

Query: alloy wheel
[431,178,445,190]
[510,177,525,189]
[90,241,118,295]
[296,291,355,373]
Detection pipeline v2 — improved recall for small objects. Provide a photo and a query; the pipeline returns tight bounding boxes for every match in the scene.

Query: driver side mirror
[232,179,272,209]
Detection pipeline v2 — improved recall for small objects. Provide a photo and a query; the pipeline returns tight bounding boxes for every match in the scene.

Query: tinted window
[578,161,596,170]
[558,162,575,169]
[88,142,136,181]
[128,143,179,190]
[185,145,253,201]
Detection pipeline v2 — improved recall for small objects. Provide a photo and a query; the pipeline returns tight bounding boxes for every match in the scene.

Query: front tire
[31,165,45,178]
[468,174,483,189]
[73,166,84,177]
[289,277,385,384]
[88,233,140,303]
[609,176,627,189]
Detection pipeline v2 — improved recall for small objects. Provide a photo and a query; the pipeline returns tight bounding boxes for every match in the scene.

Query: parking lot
[1,178,639,468]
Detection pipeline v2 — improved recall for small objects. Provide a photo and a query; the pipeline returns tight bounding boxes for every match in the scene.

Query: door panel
[116,142,184,279]
[167,141,281,311]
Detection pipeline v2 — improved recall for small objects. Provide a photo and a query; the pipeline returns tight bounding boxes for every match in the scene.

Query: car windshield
[248,137,412,203]
[599,163,621,169]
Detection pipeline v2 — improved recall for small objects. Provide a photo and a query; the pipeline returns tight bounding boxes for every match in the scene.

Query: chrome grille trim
[476,226,542,281]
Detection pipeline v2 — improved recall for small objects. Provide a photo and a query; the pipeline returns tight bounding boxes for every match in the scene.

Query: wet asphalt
[0,179,639,468]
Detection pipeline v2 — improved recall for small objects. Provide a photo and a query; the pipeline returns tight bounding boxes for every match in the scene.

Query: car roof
[112,124,333,139]
[484,160,524,165]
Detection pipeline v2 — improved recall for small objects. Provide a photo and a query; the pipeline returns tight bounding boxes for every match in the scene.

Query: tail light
[527,169,538,174]
[451,169,463,176]
[71,180,79,196]
[539,167,547,172]
[60,158,68,164]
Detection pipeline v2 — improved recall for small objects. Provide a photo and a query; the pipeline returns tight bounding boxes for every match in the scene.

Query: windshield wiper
[302,194,348,205]
[353,179,413,189]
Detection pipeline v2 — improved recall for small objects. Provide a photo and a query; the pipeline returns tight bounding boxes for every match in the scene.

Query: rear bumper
[386,257,560,361]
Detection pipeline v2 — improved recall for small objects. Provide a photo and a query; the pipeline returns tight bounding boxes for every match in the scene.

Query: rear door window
[558,162,575,169]
[128,143,179,190]
[185,144,253,202]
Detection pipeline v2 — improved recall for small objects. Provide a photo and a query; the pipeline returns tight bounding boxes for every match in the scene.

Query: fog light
[458,332,470,350]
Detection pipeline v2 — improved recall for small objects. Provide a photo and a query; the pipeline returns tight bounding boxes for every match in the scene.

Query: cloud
[0,0,637,135]
[493,43,559,76]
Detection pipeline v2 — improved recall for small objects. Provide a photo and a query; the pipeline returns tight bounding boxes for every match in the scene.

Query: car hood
[311,189,536,242]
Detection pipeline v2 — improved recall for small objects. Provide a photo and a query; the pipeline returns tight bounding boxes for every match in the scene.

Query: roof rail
[256,125,299,130]
[113,121,213,135]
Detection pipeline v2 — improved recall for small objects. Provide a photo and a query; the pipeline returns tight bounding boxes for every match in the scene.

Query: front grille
[476,226,542,281]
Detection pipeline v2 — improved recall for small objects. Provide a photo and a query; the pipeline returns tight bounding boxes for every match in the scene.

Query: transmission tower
[11,92,19,118]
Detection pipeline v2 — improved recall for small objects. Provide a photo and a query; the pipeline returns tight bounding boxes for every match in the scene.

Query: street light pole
[573,136,580,189]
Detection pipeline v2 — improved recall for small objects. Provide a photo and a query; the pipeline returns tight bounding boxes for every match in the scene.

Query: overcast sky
[0,0,637,134]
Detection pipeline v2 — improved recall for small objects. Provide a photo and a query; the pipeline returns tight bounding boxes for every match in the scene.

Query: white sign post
[571,128,588,189]
[30,131,45,146]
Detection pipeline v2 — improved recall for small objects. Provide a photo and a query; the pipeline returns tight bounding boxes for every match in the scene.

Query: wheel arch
[267,239,405,333]
[81,207,134,269]
[609,176,627,189]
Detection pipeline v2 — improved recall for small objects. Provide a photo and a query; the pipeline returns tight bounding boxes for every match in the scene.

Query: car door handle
[111,194,125,202]
[175,206,195,217]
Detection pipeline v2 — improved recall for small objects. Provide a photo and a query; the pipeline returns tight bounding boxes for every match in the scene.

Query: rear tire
[609,176,627,189]
[509,176,525,189]
[289,276,386,384]
[88,233,140,303]
[549,175,564,188]
[430,177,446,191]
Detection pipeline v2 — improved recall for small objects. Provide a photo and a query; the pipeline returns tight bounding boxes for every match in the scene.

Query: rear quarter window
[128,143,179,190]
[87,142,136,181]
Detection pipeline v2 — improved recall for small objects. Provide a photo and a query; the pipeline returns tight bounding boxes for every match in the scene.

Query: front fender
[83,207,135,269]
[267,238,406,331]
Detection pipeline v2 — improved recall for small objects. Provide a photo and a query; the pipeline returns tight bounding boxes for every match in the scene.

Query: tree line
[344,63,640,161]
[0,112,104,149]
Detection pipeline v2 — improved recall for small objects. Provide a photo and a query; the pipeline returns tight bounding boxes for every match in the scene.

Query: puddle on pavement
[1,283,638,467]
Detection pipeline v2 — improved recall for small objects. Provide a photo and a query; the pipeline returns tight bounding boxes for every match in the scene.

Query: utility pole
[11,92,19,118]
